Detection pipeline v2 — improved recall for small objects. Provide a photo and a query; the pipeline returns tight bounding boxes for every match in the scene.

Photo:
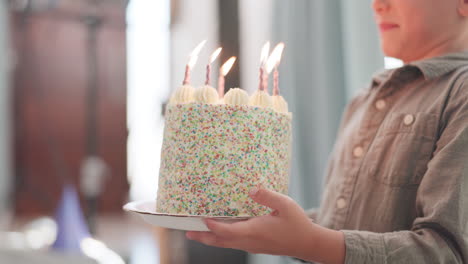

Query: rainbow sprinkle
[156,103,292,217]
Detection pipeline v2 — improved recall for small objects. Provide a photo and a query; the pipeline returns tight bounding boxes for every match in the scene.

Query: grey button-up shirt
[316,51,468,263]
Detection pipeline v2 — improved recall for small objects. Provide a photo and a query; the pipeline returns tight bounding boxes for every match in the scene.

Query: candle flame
[209,47,222,64]
[260,41,270,67]
[187,40,207,69]
[190,40,207,57]
[266,42,285,74]
[221,56,237,76]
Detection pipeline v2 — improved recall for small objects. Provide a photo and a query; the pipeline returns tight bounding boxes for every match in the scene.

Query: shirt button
[375,99,386,110]
[353,146,364,158]
[336,198,347,209]
[403,114,415,125]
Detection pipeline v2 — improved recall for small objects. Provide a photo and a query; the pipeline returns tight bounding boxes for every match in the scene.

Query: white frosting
[170,85,290,114]
[170,85,195,104]
[249,90,272,108]
[272,95,289,113]
[224,88,249,106]
[194,85,219,104]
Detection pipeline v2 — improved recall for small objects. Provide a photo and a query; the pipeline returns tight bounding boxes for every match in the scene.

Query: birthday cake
[156,42,290,217]
[156,85,292,217]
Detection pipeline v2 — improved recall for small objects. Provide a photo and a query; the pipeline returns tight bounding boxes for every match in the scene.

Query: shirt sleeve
[341,81,468,264]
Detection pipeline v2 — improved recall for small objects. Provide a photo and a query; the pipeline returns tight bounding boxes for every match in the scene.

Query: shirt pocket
[365,112,437,187]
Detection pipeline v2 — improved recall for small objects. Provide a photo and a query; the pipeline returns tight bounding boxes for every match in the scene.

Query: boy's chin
[381,44,406,61]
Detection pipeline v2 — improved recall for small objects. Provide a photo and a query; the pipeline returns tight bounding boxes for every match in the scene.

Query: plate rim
[123,200,252,220]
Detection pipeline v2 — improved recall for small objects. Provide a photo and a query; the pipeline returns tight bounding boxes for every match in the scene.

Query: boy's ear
[458,0,468,17]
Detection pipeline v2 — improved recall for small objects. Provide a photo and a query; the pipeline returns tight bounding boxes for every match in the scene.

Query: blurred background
[0,0,403,263]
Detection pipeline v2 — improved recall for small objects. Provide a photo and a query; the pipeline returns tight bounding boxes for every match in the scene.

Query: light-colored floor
[3,212,168,264]
[95,213,166,264]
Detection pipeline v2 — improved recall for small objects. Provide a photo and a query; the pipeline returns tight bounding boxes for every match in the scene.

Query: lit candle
[171,40,206,104]
[266,42,285,95]
[206,47,222,85]
[266,43,288,113]
[258,41,270,92]
[182,40,206,85]
[218,56,237,98]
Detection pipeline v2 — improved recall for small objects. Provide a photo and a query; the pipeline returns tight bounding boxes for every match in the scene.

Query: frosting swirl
[272,95,289,113]
[224,88,249,106]
[249,90,272,108]
[194,85,219,104]
[170,85,195,104]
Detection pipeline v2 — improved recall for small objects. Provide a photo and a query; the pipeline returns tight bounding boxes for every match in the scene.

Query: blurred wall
[239,0,272,94]
[11,1,128,215]
[169,0,219,93]
[341,0,384,97]
[0,0,12,224]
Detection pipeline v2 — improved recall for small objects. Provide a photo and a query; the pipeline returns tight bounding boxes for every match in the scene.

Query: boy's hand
[185,188,319,258]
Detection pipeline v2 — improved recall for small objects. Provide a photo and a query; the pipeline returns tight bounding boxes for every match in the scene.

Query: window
[127,0,170,201]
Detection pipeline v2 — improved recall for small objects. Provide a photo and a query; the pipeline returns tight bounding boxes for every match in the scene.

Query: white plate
[123,200,251,231]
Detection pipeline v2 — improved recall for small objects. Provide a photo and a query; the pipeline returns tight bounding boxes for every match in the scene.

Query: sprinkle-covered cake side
[156,103,292,217]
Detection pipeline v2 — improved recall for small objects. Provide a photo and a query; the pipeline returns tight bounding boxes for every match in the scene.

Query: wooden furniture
[10,0,128,217]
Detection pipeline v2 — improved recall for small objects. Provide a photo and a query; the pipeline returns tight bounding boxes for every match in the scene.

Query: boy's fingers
[186,231,228,248]
[205,219,249,238]
[205,219,235,237]
[186,231,215,244]
[249,187,293,214]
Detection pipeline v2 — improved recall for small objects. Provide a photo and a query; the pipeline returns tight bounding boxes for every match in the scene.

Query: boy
[186,0,468,263]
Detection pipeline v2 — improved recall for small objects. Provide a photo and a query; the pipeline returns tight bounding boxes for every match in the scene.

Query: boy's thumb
[249,187,292,214]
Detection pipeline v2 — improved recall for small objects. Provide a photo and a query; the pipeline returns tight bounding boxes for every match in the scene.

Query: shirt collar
[371,50,468,88]
[409,50,468,80]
